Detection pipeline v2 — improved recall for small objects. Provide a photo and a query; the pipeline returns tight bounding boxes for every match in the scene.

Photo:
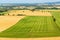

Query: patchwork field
[0,10,60,40]
[0,16,25,32]
[0,16,60,38]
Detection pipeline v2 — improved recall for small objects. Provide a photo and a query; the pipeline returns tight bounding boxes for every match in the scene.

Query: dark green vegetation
[0,7,8,16]
[0,12,8,16]
[0,16,60,38]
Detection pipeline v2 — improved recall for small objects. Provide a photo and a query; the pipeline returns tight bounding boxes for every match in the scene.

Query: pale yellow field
[5,10,52,16]
[0,16,25,32]
[0,37,60,40]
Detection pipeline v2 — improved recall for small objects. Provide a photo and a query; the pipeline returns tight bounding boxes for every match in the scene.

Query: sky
[0,0,60,3]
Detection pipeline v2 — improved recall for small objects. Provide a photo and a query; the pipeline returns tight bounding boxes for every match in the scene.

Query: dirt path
[0,16,25,32]
[0,37,60,40]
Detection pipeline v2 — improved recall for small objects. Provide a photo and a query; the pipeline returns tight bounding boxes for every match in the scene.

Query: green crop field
[0,16,60,38]
[51,11,60,28]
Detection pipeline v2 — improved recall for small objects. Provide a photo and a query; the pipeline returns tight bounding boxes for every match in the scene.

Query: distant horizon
[0,1,60,4]
[0,0,60,3]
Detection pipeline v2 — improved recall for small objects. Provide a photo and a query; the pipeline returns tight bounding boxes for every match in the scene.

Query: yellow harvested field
[0,37,60,40]
[6,10,52,16]
[0,16,25,32]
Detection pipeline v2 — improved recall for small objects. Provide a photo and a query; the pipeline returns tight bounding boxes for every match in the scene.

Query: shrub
[17,14,25,16]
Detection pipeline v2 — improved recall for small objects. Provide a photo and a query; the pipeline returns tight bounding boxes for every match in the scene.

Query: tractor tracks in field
[54,21,60,31]
[52,16,60,31]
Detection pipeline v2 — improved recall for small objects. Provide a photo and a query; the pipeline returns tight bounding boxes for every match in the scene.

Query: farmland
[51,11,60,28]
[0,16,60,38]
[0,16,25,32]
[0,10,60,38]
[4,10,51,16]
[0,2,60,40]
